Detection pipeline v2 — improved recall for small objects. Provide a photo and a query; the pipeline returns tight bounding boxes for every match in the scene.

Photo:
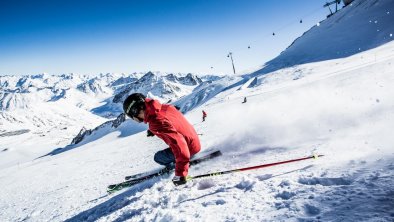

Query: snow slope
[249,0,394,76]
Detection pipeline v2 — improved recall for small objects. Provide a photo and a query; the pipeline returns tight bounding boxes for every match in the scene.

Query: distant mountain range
[0,71,223,148]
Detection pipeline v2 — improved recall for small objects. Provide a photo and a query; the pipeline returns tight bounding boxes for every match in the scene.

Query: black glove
[172,176,188,186]
[147,130,155,137]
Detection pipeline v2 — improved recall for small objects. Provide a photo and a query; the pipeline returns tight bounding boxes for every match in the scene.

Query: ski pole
[188,154,324,180]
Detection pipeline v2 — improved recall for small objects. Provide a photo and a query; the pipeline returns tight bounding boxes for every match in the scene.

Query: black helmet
[123,93,146,118]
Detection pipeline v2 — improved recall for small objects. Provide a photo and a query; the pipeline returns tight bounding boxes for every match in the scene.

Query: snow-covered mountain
[111,72,202,105]
[1,0,394,221]
[0,71,213,167]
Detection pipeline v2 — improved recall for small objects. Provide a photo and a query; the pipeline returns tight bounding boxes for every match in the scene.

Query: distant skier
[123,93,201,186]
[242,97,247,104]
[202,110,207,122]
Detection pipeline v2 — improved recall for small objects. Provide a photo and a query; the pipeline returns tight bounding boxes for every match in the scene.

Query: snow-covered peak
[76,78,111,95]
[177,73,202,86]
[111,72,206,105]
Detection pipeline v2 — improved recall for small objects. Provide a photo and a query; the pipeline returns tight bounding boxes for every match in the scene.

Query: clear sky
[0,0,339,76]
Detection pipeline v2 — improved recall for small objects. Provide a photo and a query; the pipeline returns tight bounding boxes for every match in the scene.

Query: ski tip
[107,190,118,195]
[107,184,123,194]
[195,150,222,159]
[107,187,122,194]
[213,150,222,156]
[107,188,116,194]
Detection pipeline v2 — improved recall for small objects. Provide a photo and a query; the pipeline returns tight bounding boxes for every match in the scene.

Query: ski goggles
[125,101,140,118]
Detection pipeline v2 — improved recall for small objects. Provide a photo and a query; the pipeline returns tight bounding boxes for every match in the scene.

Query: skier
[123,93,201,186]
[202,110,207,122]
[242,97,247,104]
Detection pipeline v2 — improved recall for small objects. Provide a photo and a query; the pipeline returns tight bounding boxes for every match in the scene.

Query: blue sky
[0,0,337,76]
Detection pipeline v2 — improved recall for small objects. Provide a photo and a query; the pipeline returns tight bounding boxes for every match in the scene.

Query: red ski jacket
[143,98,201,177]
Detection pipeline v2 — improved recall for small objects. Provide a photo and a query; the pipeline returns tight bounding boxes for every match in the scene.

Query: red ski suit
[143,98,201,177]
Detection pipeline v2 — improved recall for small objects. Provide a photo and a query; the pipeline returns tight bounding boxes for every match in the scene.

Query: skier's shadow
[256,165,314,181]
[64,178,159,222]
[178,187,234,205]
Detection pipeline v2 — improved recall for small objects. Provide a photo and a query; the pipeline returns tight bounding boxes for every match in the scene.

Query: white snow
[1,0,394,221]
[250,0,394,77]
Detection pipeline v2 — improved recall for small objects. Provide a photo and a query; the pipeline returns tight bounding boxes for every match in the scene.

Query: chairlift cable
[206,4,328,75]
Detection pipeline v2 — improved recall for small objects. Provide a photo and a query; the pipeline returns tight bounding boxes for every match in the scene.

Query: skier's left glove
[147,130,155,137]
[172,175,188,186]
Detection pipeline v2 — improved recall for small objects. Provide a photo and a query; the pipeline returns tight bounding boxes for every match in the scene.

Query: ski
[107,150,222,194]
[124,165,173,181]
[124,150,221,180]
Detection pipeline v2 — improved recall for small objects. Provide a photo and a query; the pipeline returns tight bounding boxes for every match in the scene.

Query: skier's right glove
[147,130,155,137]
[172,176,187,186]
